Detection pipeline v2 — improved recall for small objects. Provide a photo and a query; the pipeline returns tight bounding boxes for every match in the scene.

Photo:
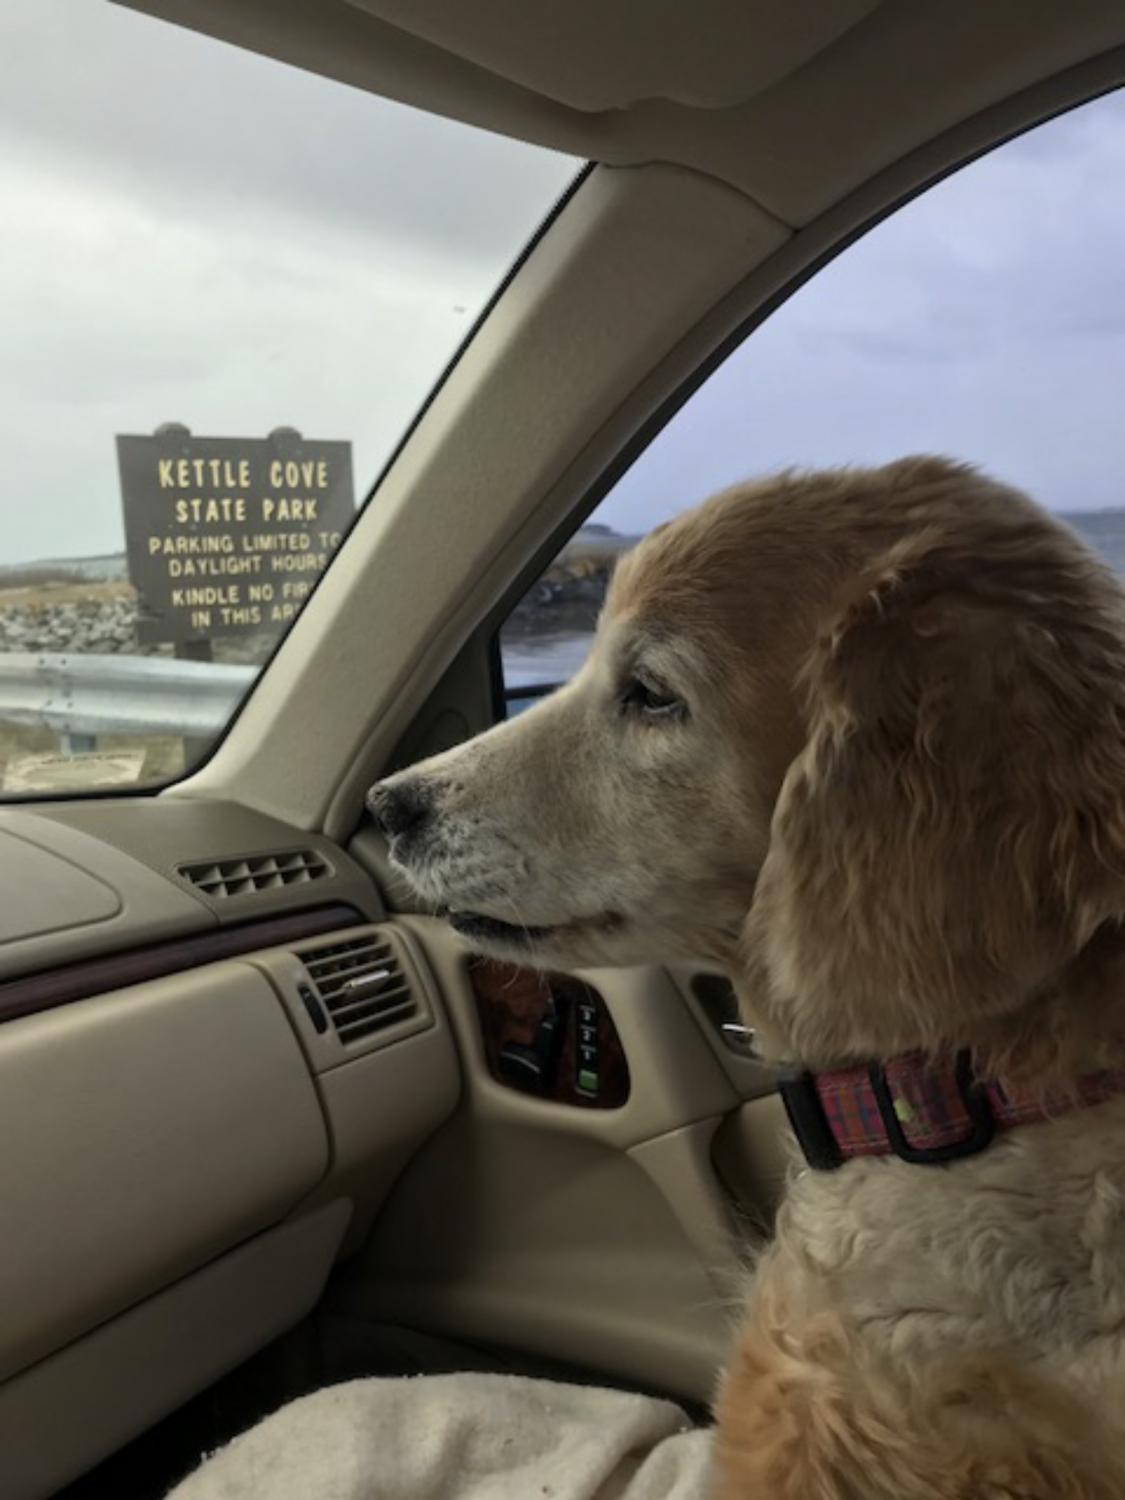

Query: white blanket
[166,1373,714,1500]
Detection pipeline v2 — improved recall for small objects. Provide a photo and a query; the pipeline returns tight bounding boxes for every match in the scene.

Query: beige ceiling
[122,0,1125,224]
[346,0,882,111]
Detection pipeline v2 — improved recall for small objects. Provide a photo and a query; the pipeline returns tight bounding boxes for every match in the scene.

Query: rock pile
[0,590,280,665]
[0,594,140,655]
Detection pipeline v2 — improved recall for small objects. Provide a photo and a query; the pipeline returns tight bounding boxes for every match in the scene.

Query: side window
[499,89,1125,712]
[0,2,576,794]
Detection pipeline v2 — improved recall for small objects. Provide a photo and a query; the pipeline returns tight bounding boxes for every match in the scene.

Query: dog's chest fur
[770,1096,1125,1382]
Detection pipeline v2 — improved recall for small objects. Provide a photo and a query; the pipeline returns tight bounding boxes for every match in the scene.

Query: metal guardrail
[0,650,573,745]
[0,652,256,739]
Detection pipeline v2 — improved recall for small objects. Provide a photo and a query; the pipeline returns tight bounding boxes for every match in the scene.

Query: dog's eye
[620,675,686,720]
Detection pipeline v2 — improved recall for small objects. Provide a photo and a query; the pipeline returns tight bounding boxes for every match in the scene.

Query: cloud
[0,0,570,264]
[0,0,577,563]
[601,88,1125,531]
[2,0,1122,568]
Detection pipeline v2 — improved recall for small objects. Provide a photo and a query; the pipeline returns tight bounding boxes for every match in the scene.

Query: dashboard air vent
[302,931,415,1045]
[178,849,331,899]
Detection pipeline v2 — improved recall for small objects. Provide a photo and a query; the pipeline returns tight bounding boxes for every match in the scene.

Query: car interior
[4,2,1125,1496]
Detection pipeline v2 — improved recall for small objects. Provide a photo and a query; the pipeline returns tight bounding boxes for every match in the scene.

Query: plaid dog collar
[779,1049,1125,1170]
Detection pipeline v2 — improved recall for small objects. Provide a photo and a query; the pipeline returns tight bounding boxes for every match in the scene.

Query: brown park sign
[116,427,355,645]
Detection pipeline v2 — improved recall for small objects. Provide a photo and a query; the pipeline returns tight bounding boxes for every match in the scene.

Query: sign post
[116,425,355,650]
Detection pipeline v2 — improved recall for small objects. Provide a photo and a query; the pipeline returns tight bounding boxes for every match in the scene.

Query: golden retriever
[369,456,1125,1499]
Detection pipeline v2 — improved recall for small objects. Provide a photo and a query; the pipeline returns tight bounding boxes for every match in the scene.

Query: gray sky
[0,0,577,563]
[1,2,1123,565]
[601,87,1125,534]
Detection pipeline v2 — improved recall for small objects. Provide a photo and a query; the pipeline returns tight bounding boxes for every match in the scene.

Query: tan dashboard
[0,802,460,1500]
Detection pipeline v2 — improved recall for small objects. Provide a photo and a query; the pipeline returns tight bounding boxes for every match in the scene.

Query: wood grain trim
[0,903,365,1026]
[469,957,630,1109]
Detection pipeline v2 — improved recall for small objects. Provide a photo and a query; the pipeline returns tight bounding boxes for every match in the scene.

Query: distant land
[0,553,128,585]
[1,512,1123,587]
[0,525,641,590]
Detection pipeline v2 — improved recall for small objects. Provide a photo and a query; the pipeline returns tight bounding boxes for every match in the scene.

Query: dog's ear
[741,531,1125,1073]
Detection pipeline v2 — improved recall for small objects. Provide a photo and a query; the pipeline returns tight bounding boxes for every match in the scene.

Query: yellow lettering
[171,585,241,607]
[167,556,263,579]
[267,458,330,489]
[261,497,318,523]
[240,531,308,553]
[268,551,324,574]
[174,496,247,524]
[160,457,253,489]
[219,604,261,627]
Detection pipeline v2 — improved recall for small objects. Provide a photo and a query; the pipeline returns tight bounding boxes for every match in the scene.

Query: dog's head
[369,457,1125,1074]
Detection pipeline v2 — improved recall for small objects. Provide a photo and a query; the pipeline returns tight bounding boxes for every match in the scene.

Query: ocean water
[1066,509,1125,575]
[501,507,1125,695]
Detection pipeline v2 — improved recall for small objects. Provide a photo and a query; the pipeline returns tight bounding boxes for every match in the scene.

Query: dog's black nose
[367,779,432,839]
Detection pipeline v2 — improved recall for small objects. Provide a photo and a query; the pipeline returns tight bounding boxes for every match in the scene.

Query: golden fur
[370,457,1125,1498]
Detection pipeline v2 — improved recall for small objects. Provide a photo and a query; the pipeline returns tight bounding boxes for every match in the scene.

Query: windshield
[0,0,579,795]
